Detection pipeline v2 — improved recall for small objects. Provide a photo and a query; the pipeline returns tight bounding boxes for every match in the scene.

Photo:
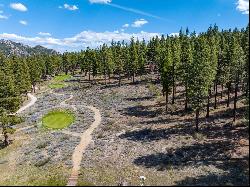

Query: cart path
[67,105,102,186]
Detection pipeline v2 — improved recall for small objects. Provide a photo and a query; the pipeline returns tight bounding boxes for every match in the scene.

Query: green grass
[42,110,75,129]
[48,74,72,89]
[54,74,72,82]
[48,83,66,89]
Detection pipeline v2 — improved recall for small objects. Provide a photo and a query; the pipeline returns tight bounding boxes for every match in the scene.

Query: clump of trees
[0,24,249,145]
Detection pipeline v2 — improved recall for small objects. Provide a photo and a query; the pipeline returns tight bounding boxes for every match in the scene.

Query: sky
[0,0,249,52]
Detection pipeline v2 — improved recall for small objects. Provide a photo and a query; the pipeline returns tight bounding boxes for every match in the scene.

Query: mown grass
[42,110,75,129]
[54,74,72,82]
[49,74,72,89]
[48,83,66,89]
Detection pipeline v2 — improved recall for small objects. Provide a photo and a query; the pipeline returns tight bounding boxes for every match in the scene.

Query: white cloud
[89,0,112,4]
[0,30,160,52]
[10,3,27,12]
[38,32,51,36]
[236,0,249,14]
[19,20,27,25]
[89,0,164,20]
[122,24,129,28]
[0,15,8,19]
[132,19,148,28]
[60,4,79,11]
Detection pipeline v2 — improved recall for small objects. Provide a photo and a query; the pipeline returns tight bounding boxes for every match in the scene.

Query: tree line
[0,24,249,145]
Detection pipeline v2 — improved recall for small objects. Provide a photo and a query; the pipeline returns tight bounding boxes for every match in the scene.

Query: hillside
[0,39,57,56]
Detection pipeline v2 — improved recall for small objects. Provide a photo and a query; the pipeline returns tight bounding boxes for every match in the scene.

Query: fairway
[54,74,72,82]
[49,74,72,89]
[48,83,66,89]
[42,110,75,129]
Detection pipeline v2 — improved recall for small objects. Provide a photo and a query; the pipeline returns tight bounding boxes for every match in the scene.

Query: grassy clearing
[42,110,75,130]
[0,164,69,186]
[49,74,72,89]
[48,83,66,89]
[54,74,72,82]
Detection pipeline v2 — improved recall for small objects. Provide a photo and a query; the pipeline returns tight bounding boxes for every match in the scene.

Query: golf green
[42,110,75,129]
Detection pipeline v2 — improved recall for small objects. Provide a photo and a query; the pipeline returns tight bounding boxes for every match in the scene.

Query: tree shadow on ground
[175,156,249,186]
[123,105,164,118]
[134,140,236,168]
[125,96,154,102]
[133,141,249,185]
[176,166,249,186]
[120,118,248,143]
[119,123,193,142]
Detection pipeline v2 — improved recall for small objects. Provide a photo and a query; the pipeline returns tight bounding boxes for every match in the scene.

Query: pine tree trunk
[33,84,36,93]
[88,71,91,81]
[185,84,188,111]
[104,73,107,86]
[132,72,135,83]
[166,90,169,112]
[246,81,249,97]
[172,81,175,105]
[227,82,231,107]
[195,109,200,132]
[233,81,239,122]
[119,72,121,87]
[214,82,218,109]
[206,89,211,118]
[172,66,175,104]
[221,84,224,99]
[3,131,9,146]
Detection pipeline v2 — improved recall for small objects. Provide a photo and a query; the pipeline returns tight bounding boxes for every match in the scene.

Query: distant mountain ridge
[0,39,57,56]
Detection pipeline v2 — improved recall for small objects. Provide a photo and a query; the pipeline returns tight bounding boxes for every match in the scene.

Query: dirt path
[0,93,38,138]
[50,91,102,186]
[67,105,102,186]
[15,93,37,115]
[2,88,102,186]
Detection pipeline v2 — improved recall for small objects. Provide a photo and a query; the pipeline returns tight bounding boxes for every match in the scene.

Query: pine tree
[0,58,21,146]
[160,37,173,112]
[129,38,139,83]
[27,56,42,93]
[138,39,147,77]
[171,36,181,104]
[229,36,246,122]
[206,34,218,117]
[188,36,215,132]
[13,57,31,96]
[180,33,193,110]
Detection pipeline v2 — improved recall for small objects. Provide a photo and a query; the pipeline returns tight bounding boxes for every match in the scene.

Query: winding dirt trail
[2,88,102,186]
[51,91,102,186]
[15,93,37,115]
[67,105,102,186]
[0,93,37,138]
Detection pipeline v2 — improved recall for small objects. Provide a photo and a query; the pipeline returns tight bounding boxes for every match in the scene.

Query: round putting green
[42,110,75,129]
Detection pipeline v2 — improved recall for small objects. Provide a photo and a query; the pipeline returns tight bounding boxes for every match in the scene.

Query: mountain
[0,39,57,56]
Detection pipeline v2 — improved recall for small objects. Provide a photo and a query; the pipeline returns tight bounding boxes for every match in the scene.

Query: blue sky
[0,0,249,52]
